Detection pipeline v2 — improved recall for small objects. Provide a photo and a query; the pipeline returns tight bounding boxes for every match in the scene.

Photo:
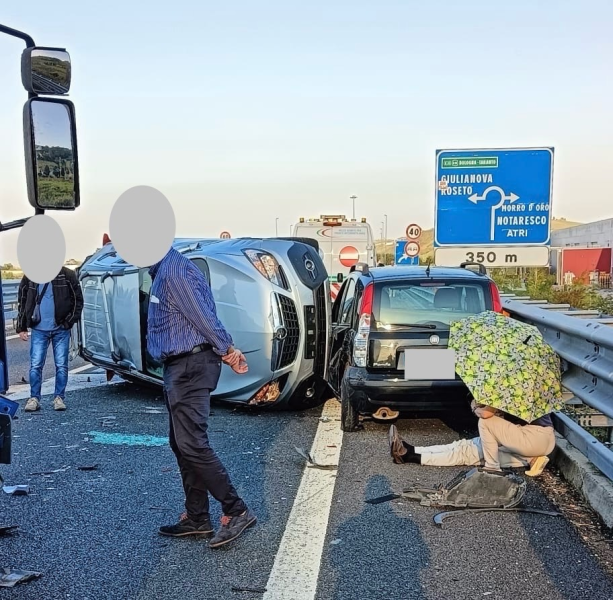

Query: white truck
[293,215,377,300]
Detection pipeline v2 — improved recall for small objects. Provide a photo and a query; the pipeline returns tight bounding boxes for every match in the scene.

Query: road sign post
[434,148,553,267]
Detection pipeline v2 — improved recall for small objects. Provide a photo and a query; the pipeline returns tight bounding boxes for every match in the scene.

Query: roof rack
[460,261,487,276]
[350,262,371,276]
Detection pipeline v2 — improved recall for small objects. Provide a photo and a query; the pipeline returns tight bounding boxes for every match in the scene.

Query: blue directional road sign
[395,240,419,266]
[434,148,554,247]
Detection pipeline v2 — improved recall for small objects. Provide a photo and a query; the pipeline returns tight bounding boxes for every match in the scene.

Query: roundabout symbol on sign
[404,241,420,258]
[339,245,360,267]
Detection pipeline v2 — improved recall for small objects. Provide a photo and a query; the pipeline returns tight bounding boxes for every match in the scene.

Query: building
[550,217,613,248]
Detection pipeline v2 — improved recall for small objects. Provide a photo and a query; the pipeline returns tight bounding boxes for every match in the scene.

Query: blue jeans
[30,328,71,400]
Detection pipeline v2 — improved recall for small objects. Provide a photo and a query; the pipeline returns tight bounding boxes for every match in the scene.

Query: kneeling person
[388,402,555,477]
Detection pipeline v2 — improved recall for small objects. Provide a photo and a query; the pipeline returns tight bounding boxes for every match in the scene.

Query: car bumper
[345,366,469,410]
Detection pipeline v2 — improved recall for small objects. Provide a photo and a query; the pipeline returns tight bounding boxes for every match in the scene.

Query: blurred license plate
[403,349,456,380]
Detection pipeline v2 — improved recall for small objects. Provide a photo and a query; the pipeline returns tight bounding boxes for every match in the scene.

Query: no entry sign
[339,246,360,267]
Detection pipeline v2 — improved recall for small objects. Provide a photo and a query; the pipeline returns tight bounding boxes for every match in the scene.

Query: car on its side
[74,236,331,409]
[327,262,503,431]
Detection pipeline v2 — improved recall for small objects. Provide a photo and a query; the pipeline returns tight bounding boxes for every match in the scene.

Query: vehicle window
[373,280,488,330]
[339,278,357,325]
[191,258,210,283]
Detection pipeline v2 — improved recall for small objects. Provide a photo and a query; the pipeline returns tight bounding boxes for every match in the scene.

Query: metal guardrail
[2,280,20,325]
[503,296,613,481]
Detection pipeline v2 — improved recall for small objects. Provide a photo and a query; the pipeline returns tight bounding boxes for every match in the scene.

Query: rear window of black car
[372,279,491,329]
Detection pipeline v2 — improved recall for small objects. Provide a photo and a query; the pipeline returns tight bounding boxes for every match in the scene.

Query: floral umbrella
[448,311,564,422]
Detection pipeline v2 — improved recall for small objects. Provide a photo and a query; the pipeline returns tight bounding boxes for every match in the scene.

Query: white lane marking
[6,334,19,341]
[7,365,114,400]
[66,364,97,375]
[263,399,343,600]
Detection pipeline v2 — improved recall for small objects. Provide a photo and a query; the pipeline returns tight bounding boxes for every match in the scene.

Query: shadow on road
[327,474,429,600]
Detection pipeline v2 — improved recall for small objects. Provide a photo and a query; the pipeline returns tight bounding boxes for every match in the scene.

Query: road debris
[3,485,30,495]
[87,432,169,446]
[77,464,99,471]
[294,447,337,470]
[101,416,117,427]
[433,507,562,528]
[0,525,18,536]
[142,407,165,415]
[231,585,267,594]
[30,466,70,475]
[0,568,42,588]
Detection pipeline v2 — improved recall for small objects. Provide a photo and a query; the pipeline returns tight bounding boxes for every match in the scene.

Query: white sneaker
[53,396,67,411]
[526,456,549,477]
[24,398,40,412]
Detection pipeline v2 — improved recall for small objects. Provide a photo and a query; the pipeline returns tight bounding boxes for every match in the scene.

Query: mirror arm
[0,217,32,232]
[0,24,35,49]
[0,25,36,99]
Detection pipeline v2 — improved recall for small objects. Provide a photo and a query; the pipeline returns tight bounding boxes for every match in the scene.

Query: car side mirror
[337,273,344,284]
[23,97,80,210]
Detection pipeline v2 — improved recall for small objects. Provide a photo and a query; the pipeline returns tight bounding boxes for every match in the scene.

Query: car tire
[340,371,360,432]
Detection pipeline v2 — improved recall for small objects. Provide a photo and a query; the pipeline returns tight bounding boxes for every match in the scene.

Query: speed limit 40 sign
[406,224,422,240]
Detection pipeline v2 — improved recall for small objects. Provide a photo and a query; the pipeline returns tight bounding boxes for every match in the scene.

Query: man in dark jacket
[16,267,84,411]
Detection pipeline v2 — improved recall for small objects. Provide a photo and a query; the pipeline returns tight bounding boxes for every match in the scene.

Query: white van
[293,215,377,300]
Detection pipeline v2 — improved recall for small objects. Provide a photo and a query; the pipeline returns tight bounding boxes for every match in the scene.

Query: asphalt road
[6,335,87,393]
[1,376,612,599]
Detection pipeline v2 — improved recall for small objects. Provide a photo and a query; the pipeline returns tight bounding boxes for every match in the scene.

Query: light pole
[384,214,388,242]
[350,195,357,220]
[275,218,279,237]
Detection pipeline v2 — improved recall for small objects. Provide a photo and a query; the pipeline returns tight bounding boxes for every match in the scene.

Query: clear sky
[33,101,73,148]
[0,0,612,264]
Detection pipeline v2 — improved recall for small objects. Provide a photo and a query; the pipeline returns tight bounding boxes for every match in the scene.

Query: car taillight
[353,283,374,367]
[490,281,503,313]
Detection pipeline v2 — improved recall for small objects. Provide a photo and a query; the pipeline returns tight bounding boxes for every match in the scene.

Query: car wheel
[340,371,360,432]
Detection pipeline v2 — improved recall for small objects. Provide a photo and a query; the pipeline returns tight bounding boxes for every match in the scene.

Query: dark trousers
[163,349,246,521]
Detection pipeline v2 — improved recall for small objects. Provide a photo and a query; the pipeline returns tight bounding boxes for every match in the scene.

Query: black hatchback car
[327,262,503,431]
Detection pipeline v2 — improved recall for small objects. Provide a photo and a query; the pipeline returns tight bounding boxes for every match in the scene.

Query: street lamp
[350,195,357,220]
[275,218,279,237]
[384,214,388,241]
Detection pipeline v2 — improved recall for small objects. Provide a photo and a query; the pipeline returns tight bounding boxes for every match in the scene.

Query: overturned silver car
[74,237,331,409]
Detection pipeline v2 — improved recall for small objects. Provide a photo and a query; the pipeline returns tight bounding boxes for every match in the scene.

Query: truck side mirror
[21,47,71,95]
[23,97,80,210]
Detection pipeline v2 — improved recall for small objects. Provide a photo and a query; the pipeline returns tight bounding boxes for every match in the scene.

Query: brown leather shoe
[388,425,407,464]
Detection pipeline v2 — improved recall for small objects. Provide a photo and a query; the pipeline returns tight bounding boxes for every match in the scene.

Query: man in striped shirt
[147,246,256,548]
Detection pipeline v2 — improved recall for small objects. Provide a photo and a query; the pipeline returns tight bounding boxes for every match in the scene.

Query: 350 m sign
[434,246,550,268]
[465,250,516,264]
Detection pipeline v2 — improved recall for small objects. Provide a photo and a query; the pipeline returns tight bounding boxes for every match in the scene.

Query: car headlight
[243,249,288,289]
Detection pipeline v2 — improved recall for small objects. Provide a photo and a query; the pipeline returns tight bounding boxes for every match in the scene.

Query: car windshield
[373,280,488,329]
